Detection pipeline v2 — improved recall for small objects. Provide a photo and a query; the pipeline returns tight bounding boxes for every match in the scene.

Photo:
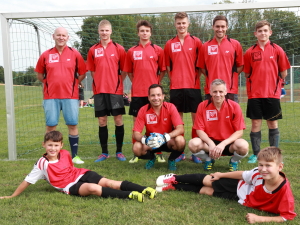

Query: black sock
[115,125,124,153]
[120,180,146,193]
[269,128,280,147]
[175,173,207,185]
[139,150,154,159]
[173,183,202,193]
[250,131,261,155]
[101,187,130,199]
[69,134,79,158]
[99,126,108,154]
[168,150,184,161]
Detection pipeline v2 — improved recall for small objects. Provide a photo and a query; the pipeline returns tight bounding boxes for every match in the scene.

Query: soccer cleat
[156,173,177,187]
[248,154,257,163]
[128,191,144,203]
[168,160,177,171]
[156,154,166,163]
[72,155,84,164]
[156,184,176,192]
[129,156,139,163]
[145,157,156,169]
[116,152,126,161]
[94,153,110,162]
[203,159,215,171]
[190,155,202,164]
[142,187,157,199]
[229,159,239,171]
[174,153,185,163]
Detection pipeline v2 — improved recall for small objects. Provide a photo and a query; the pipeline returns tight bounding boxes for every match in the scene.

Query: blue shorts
[43,99,79,126]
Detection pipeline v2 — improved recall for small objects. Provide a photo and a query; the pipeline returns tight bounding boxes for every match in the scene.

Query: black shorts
[69,171,103,196]
[79,88,84,100]
[212,140,233,156]
[129,97,149,117]
[246,98,282,121]
[170,89,202,113]
[94,93,126,117]
[212,178,239,201]
[205,93,238,103]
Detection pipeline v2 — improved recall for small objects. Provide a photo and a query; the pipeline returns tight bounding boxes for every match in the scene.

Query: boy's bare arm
[246,213,284,224]
[0,180,31,199]
[210,171,243,181]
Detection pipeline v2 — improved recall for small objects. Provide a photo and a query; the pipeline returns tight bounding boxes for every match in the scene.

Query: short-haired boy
[156,147,296,223]
[0,131,156,202]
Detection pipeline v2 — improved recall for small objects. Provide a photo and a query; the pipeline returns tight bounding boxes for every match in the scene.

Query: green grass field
[0,85,299,224]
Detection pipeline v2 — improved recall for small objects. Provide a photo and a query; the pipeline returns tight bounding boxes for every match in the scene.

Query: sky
[0,0,286,67]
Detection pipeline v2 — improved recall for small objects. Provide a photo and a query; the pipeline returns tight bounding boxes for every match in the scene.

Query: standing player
[188,79,248,171]
[164,12,203,163]
[197,15,244,102]
[124,20,166,164]
[35,27,86,164]
[244,20,290,164]
[132,84,185,171]
[87,20,127,162]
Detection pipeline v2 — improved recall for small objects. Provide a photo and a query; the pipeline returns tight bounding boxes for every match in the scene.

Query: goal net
[1,1,300,159]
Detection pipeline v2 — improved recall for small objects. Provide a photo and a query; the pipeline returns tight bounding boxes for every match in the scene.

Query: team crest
[251,52,262,62]
[133,51,143,60]
[49,53,59,63]
[95,48,104,57]
[146,114,158,124]
[206,110,218,121]
[208,45,218,55]
[171,42,181,52]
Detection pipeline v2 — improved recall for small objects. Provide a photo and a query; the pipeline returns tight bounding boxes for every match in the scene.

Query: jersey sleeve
[133,106,147,133]
[86,47,95,72]
[164,41,171,67]
[118,45,127,71]
[232,102,246,131]
[169,103,184,127]
[193,102,205,131]
[235,41,244,67]
[24,163,46,184]
[157,46,166,72]
[243,49,252,74]
[278,183,297,221]
[35,53,46,74]
[242,167,260,185]
[277,46,291,72]
[123,49,133,73]
[75,50,87,75]
[197,44,205,69]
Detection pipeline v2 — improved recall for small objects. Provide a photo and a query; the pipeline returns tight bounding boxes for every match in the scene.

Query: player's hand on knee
[147,133,170,149]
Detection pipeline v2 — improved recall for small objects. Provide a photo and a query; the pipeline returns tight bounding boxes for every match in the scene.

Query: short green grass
[0,85,299,224]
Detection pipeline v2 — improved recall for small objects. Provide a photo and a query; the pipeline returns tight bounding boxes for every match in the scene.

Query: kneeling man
[189,79,248,171]
[133,84,185,171]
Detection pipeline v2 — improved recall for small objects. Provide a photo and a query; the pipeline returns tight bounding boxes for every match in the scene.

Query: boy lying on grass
[0,131,156,202]
[156,147,296,223]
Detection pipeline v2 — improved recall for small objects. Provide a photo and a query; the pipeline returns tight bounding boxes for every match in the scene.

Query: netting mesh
[3,6,300,158]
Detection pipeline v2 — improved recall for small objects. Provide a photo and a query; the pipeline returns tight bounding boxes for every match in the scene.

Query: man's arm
[168,124,184,139]
[127,72,133,82]
[159,71,166,83]
[246,213,284,224]
[133,131,145,142]
[280,70,287,79]
[78,74,86,83]
[211,171,243,180]
[219,130,243,147]
[121,71,127,82]
[197,130,215,147]
[244,73,250,78]
[237,66,244,74]
[36,72,44,82]
[0,180,31,199]
[200,68,207,76]
[90,71,95,79]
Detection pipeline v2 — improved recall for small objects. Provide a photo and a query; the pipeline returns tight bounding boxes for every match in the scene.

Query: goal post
[1,1,300,160]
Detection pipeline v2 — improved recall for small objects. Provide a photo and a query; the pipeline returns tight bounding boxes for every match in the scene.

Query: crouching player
[132,84,185,171]
[0,131,156,202]
[155,147,296,223]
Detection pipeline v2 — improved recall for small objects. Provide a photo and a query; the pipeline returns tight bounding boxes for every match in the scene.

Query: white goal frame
[1,1,300,160]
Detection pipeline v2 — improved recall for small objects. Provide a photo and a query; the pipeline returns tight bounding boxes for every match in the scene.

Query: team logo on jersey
[251,52,262,62]
[171,42,181,52]
[206,110,218,121]
[133,51,143,60]
[208,45,218,55]
[95,48,104,57]
[146,114,158,124]
[49,53,59,63]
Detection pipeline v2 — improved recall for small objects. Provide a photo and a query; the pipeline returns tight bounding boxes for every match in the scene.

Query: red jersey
[164,33,202,89]
[133,102,183,136]
[193,99,245,141]
[197,36,243,94]
[86,40,126,95]
[237,168,296,221]
[35,47,86,99]
[124,42,165,97]
[244,41,290,99]
[25,150,89,194]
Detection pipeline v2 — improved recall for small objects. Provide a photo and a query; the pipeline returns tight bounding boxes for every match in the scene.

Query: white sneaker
[156,173,176,186]
[156,184,175,192]
[72,156,84,164]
